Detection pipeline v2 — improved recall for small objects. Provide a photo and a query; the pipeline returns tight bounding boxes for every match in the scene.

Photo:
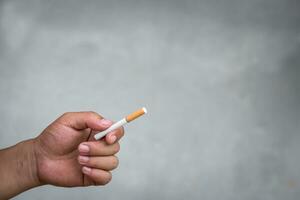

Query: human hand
[34,112,124,186]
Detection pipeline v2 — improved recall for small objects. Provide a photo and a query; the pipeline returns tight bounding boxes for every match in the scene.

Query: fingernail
[100,119,113,126]
[79,144,89,153]
[82,166,91,175]
[111,135,117,143]
[78,156,89,164]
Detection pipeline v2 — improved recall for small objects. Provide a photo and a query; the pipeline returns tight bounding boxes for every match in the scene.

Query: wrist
[10,138,43,198]
[15,139,42,189]
[0,138,42,199]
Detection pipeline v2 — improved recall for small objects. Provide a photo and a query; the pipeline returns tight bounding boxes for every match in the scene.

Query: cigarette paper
[94,107,147,140]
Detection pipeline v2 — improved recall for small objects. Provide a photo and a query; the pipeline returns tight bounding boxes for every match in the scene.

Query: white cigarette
[94,107,147,140]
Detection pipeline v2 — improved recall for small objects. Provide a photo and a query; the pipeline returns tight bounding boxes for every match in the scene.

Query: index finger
[57,111,113,131]
[105,126,125,144]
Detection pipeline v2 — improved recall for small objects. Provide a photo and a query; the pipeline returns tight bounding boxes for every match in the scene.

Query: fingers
[78,140,119,186]
[78,156,119,170]
[57,111,113,131]
[78,141,120,156]
[105,126,125,144]
[82,167,112,185]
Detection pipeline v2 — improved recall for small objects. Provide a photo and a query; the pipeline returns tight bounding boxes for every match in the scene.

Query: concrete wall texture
[0,0,300,199]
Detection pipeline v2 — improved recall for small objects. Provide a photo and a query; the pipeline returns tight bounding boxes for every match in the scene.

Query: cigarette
[94,107,147,140]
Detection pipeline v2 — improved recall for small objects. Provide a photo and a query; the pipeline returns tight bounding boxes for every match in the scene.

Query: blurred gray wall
[0,0,300,199]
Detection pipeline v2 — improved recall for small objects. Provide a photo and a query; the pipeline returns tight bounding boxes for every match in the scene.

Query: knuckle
[113,143,120,154]
[86,111,101,119]
[101,172,112,185]
[61,112,72,118]
[120,126,125,136]
[88,142,100,155]
[111,156,119,169]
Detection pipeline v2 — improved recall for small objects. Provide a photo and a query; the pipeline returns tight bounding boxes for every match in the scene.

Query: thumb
[57,111,113,131]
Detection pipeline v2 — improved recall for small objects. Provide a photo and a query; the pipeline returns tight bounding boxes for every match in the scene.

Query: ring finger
[78,155,119,171]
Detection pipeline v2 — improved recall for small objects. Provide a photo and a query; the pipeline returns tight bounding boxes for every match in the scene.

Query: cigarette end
[142,107,147,114]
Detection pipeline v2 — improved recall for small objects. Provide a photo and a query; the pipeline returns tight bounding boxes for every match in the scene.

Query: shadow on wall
[252,43,300,142]
[231,43,300,200]
[280,44,300,106]
[0,1,5,58]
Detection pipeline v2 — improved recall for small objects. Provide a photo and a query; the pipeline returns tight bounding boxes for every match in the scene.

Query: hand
[34,111,124,186]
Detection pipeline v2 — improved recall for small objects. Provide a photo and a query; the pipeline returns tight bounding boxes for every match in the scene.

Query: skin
[0,111,124,200]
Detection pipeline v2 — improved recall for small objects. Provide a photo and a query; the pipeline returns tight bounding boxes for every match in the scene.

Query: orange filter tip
[125,107,147,122]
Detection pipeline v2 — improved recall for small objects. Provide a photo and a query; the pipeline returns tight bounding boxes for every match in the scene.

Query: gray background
[0,0,300,199]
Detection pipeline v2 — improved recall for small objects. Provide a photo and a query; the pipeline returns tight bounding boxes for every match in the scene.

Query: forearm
[0,139,41,199]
